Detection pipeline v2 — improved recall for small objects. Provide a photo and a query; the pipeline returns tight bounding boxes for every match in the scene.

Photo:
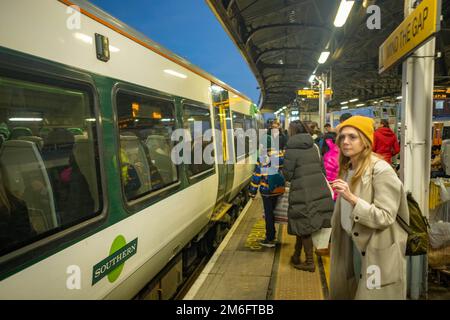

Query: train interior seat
[120,134,152,195]
[10,127,32,140]
[145,135,176,184]
[0,140,57,234]
[18,135,44,151]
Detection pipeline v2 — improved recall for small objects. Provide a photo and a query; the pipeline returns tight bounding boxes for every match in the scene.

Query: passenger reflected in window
[0,170,36,254]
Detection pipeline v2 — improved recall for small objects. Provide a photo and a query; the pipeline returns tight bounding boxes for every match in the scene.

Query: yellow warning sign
[379,0,441,74]
[297,89,333,99]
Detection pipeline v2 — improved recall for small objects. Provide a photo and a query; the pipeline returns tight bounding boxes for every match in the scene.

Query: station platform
[184,195,330,300]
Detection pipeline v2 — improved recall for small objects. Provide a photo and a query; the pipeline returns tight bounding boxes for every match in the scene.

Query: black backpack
[397,192,430,256]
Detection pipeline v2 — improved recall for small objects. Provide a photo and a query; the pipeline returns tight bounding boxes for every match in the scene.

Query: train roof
[59,0,252,103]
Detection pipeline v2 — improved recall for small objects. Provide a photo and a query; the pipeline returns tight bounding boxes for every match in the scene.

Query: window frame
[181,99,216,183]
[112,83,182,213]
[0,48,108,275]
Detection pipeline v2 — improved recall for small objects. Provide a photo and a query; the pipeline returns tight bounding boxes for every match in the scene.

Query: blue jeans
[262,195,279,241]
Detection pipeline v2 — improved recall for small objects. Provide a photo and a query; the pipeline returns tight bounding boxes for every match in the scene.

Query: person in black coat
[282,120,334,272]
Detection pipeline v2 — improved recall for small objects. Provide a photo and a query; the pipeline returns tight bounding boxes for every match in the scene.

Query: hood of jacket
[286,133,313,150]
[376,127,395,137]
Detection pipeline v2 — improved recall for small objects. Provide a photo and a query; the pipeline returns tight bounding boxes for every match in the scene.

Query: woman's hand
[330,179,358,206]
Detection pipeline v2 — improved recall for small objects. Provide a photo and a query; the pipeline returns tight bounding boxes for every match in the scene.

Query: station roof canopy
[207,0,450,112]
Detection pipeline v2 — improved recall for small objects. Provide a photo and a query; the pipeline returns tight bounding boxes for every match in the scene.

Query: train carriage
[0,0,259,299]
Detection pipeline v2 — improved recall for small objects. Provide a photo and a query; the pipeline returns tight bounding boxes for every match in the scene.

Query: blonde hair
[336,127,380,191]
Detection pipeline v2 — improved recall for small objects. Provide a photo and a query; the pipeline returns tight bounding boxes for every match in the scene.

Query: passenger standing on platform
[248,135,285,248]
[329,116,409,300]
[321,129,339,201]
[373,119,400,165]
[283,121,334,272]
[339,113,353,123]
[268,119,287,152]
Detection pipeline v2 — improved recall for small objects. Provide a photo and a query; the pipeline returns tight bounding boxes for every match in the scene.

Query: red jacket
[373,127,400,164]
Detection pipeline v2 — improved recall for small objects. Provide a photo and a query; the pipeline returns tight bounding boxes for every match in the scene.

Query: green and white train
[0,0,260,299]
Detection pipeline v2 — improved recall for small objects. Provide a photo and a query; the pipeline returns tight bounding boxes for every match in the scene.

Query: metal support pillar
[318,76,326,131]
[399,0,436,299]
[284,110,289,129]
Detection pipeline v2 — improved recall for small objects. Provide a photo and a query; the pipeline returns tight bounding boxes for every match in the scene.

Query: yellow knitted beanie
[337,115,375,145]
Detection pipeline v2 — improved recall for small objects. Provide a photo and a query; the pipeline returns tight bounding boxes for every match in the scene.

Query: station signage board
[379,0,441,74]
[434,88,450,100]
[297,89,333,99]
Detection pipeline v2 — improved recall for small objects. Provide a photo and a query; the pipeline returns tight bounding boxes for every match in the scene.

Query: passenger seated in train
[119,133,164,201]
[42,128,94,226]
[58,153,95,225]
[0,169,36,254]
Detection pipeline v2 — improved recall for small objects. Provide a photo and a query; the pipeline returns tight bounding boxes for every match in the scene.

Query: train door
[211,84,234,203]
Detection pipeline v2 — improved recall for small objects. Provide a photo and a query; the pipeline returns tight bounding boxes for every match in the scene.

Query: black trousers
[262,195,279,241]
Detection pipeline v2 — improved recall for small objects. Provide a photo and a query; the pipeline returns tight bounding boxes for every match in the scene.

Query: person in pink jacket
[321,132,339,200]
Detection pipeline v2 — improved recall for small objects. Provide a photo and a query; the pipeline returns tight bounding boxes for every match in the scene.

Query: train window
[0,74,102,256]
[182,104,214,177]
[245,115,256,155]
[116,91,178,201]
[233,112,246,160]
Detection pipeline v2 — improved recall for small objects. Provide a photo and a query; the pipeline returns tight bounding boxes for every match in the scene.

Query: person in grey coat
[282,120,334,272]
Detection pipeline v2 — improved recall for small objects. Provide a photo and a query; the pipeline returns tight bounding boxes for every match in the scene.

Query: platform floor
[184,195,330,300]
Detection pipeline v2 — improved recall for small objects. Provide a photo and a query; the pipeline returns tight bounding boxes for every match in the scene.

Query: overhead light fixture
[164,69,187,79]
[318,51,330,64]
[278,59,284,65]
[356,103,365,107]
[334,0,355,27]
[349,98,359,102]
[396,96,403,100]
[308,75,316,83]
[303,87,309,90]
[340,101,348,105]
[341,106,349,110]
[9,117,43,122]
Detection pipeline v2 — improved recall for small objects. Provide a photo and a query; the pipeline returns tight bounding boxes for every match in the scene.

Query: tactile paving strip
[273,224,324,300]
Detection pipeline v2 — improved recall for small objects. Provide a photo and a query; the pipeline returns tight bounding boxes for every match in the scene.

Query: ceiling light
[308,75,316,83]
[278,59,284,65]
[356,103,365,107]
[397,96,403,100]
[340,101,348,105]
[164,69,187,79]
[341,106,349,110]
[9,117,43,122]
[303,87,309,90]
[349,98,359,102]
[318,51,330,64]
[334,0,355,27]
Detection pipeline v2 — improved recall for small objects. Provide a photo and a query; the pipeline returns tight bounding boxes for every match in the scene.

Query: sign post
[382,0,442,300]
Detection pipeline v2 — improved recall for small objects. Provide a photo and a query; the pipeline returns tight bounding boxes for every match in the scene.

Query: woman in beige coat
[329,116,409,300]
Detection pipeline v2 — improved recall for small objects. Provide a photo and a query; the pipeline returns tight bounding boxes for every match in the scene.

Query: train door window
[116,91,178,201]
[0,74,102,256]
[245,115,256,156]
[182,103,214,177]
[232,112,245,160]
